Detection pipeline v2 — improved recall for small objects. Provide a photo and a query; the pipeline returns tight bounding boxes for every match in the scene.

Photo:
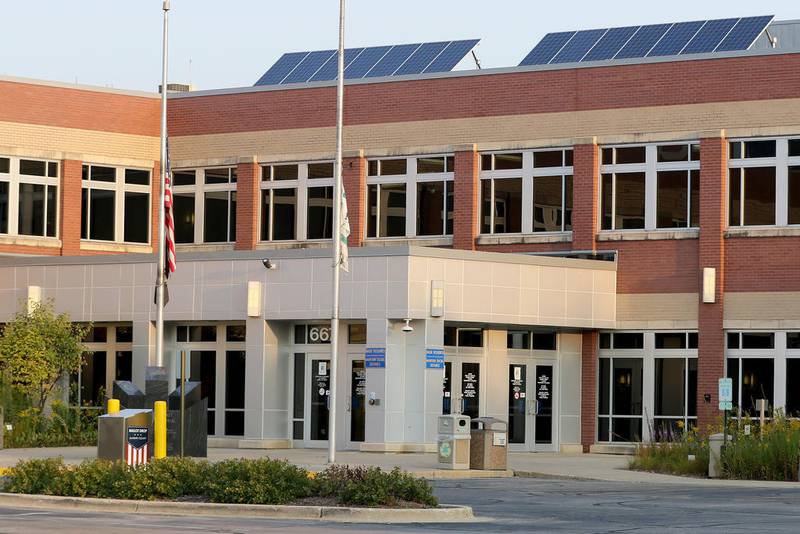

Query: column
[342,151,366,248]
[452,147,479,250]
[580,330,598,452]
[697,133,728,432]
[571,140,599,251]
[131,320,155,391]
[235,157,260,250]
[59,159,82,256]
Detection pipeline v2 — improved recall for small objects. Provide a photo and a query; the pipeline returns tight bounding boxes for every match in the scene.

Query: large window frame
[81,164,151,244]
[0,156,59,239]
[260,163,303,242]
[728,137,800,228]
[366,155,454,239]
[600,143,700,232]
[480,148,573,236]
[71,324,134,409]
[171,167,237,244]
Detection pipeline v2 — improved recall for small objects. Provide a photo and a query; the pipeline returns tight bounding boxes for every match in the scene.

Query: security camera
[262,259,277,270]
[402,319,413,333]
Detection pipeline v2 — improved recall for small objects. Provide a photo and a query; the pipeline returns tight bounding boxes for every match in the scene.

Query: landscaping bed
[0,457,439,508]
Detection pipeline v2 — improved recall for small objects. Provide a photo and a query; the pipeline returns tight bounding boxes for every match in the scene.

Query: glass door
[346,358,366,447]
[442,359,482,417]
[508,361,557,452]
[308,357,331,446]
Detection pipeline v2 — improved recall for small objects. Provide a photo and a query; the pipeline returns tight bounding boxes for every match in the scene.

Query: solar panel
[551,29,607,63]
[365,43,421,77]
[519,31,576,65]
[582,26,638,61]
[681,18,738,54]
[647,20,704,56]
[394,41,449,76]
[423,39,480,73]
[614,24,672,59]
[281,50,336,84]
[309,48,365,82]
[254,52,309,85]
[343,46,392,78]
[715,15,774,52]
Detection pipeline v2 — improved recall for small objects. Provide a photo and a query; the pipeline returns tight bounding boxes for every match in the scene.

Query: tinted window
[614,333,644,349]
[308,162,333,179]
[125,169,150,185]
[615,146,646,164]
[19,159,47,176]
[123,191,149,243]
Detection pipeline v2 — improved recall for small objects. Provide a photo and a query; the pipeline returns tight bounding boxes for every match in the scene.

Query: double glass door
[295,354,365,448]
[508,362,556,452]
[442,360,481,418]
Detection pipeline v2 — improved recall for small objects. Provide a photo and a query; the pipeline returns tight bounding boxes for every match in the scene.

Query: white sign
[718,378,733,403]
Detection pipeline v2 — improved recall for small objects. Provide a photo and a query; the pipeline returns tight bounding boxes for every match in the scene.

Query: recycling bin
[437,414,471,470]
[97,408,153,466]
[469,417,508,470]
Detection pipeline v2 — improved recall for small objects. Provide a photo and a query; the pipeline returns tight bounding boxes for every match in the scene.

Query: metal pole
[328,0,346,465]
[180,350,186,457]
[155,0,170,368]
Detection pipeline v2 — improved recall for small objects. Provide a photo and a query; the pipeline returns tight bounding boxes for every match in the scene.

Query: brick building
[1,17,799,452]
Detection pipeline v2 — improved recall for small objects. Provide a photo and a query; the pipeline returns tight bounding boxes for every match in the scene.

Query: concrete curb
[0,493,474,523]
[410,469,514,479]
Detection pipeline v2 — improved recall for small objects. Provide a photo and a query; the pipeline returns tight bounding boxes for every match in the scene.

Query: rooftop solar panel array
[255,39,479,86]
[519,15,774,66]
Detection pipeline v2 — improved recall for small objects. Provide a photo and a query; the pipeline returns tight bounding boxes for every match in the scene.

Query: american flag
[126,442,149,467]
[164,138,176,277]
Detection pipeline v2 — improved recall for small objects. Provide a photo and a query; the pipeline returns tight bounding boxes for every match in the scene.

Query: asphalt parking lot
[1,476,799,533]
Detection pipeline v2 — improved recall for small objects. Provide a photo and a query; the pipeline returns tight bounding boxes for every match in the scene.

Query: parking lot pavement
[1,477,800,533]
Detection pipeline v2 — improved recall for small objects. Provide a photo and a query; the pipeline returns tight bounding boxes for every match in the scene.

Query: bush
[722,413,800,481]
[315,465,438,507]
[4,458,438,508]
[630,422,709,477]
[206,458,313,504]
[4,402,98,448]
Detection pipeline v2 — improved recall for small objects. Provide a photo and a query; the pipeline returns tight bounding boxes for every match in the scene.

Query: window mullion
[8,166,19,235]
[777,138,789,226]
[644,145,657,230]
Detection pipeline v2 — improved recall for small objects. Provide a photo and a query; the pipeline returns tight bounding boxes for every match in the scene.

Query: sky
[1,1,798,92]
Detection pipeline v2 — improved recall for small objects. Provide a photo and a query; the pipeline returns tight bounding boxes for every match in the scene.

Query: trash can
[437,414,471,470]
[97,408,153,466]
[470,417,508,470]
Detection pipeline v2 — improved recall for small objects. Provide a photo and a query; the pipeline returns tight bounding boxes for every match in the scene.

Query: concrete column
[243,319,290,446]
[485,329,508,422]
[342,152,366,248]
[452,147,479,250]
[364,318,388,445]
[697,133,728,433]
[580,330,598,452]
[131,320,155,391]
[235,158,260,250]
[572,140,599,251]
[59,159,82,256]
[422,318,445,444]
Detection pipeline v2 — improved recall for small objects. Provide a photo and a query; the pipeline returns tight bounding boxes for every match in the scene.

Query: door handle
[346,399,351,412]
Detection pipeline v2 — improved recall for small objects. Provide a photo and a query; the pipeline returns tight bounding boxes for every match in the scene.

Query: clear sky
[1,1,798,92]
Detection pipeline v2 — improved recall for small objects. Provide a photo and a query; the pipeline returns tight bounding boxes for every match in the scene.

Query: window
[653,358,697,438]
[368,158,407,176]
[294,324,331,344]
[444,327,483,347]
[307,186,333,239]
[786,359,800,416]
[261,164,298,241]
[727,332,774,350]
[81,164,150,243]
[348,324,367,344]
[368,183,406,237]
[226,325,246,342]
[728,167,775,226]
[602,143,699,231]
[176,325,217,343]
[481,177,522,234]
[654,332,697,349]
[534,175,572,232]
[71,324,133,408]
[727,357,774,416]
[598,357,643,442]
[600,332,644,350]
[171,168,236,244]
[416,181,453,236]
[0,156,59,238]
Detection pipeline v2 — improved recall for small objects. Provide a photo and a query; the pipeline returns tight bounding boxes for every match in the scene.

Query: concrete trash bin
[437,414,471,470]
[469,417,508,470]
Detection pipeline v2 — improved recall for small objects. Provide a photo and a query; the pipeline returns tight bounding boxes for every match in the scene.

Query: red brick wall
[343,156,366,247]
[614,240,699,294]
[452,150,479,251]
[0,80,159,136]
[60,159,83,256]
[235,161,260,250]
[476,243,569,254]
[572,143,598,251]
[168,54,800,136]
[725,237,800,292]
[581,330,598,451]
[697,136,727,432]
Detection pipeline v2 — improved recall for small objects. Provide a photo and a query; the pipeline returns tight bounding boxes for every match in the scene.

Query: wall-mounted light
[702,268,716,303]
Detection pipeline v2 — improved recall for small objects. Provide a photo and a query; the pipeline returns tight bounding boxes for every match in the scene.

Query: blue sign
[426,348,445,369]
[365,347,386,368]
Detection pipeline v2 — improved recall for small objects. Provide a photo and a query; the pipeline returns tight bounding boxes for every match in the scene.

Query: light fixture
[262,259,277,270]
[402,319,413,333]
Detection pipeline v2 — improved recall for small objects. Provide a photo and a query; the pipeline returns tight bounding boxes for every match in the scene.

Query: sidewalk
[1,446,799,488]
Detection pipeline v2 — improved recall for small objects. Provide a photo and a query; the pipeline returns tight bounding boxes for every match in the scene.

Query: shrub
[4,458,69,495]
[4,403,98,448]
[316,465,438,507]
[630,422,709,477]
[722,413,800,481]
[206,458,313,504]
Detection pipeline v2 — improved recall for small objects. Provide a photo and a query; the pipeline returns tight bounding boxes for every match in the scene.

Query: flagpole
[155,0,170,369]
[328,0,346,465]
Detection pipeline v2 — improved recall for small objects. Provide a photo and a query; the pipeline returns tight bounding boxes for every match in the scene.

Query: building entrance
[508,361,557,452]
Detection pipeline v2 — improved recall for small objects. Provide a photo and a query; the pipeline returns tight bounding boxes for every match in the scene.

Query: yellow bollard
[107,398,120,415]
[154,401,167,459]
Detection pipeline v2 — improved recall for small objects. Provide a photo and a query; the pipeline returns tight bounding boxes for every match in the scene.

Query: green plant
[4,402,99,448]
[0,300,88,410]
[630,422,709,477]
[206,458,313,504]
[721,412,800,481]
[316,465,438,507]
[4,458,69,495]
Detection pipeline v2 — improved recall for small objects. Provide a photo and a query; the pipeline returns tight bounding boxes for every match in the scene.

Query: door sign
[426,348,445,369]
[365,347,386,368]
